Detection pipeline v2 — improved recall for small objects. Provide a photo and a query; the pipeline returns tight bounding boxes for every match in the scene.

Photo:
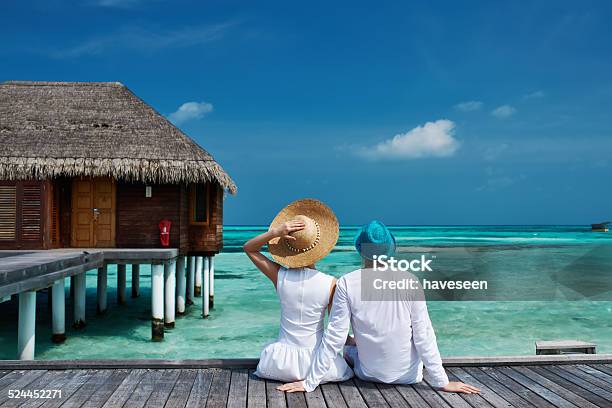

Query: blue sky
[1,1,611,225]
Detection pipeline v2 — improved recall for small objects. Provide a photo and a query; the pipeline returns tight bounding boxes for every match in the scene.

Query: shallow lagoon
[0,226,610,359]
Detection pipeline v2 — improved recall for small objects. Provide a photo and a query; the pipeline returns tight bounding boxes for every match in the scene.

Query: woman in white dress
[243,199,353,383]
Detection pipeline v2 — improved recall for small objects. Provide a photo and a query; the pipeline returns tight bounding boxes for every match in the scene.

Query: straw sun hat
[268,199,339,268]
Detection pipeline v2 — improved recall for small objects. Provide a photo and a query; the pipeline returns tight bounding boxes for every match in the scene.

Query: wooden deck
[0,362,610,407]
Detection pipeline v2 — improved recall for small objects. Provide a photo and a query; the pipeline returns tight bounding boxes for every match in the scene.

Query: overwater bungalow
[0,81,236,357]
[0,81,236,252]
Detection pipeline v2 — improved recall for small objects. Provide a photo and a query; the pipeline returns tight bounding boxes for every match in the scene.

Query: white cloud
[168,102,213,125]
[358,119,460,160]
[491,105,517,119]
[51,21,238,58]
[454,100,483,112]
[524,90,545,99]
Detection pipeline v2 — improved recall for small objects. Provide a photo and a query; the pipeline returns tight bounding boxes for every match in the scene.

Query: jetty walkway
[0,356,611,407]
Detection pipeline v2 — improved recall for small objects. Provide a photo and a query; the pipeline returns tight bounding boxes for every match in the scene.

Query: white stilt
[186,256,195,305]
[203,257,210,318]
[195,256,203,297]
[131,264,140,298]
[73,272,86,329]
[117,264,127,305]
[176,256,186,315]
[164,260,176,328]
[18,291,36,360]
[151,263,164,341]
[51,279,66,343]
[209,256,215,309]
[97,266,107,315]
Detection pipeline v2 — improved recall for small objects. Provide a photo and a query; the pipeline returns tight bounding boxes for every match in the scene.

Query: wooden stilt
[51,279,66,344]
[186,256,195,305]
[203,257,210,318]
[209,256,215,309]
[18,291,36,360]
[97,265,107,315]
[131,264,140,298]
[117,264,127,305]
[151,263,164,341]
[195,256,203,297]
[176,256,186,315]
[73,272,86,329]
[164,260,176,328]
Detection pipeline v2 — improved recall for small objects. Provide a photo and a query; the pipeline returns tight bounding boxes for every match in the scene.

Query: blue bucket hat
[355,220,396,260]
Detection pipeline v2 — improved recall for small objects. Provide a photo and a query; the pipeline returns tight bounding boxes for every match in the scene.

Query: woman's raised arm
[243,220,305,287]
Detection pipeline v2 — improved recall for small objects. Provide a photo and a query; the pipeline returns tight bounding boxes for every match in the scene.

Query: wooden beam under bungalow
[186,256,195,306]
[151,263,164,341]
[164,259,176,328]
[195,256,203,297]
[73,272,86,329]
[209,256,215,309]
[176,256,186,315]
[18,291,36,360]
[97,265,108,315]
[131,264,140,298]
[51,279,66,344]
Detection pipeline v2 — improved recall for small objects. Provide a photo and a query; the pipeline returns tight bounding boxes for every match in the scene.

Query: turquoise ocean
[0,225,611,359]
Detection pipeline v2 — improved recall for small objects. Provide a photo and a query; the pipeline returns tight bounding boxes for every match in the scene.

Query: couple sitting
[244,199,479,394]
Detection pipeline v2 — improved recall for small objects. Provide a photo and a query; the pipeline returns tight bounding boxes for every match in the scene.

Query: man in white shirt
[277,220,480,394]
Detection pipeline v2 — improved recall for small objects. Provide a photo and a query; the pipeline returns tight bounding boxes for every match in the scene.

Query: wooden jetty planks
[164,369,198,408]
[145,368,181,407]
[206,369,232,408]
[461,367,534,408]
[447,367,513,408]
[81,369,131,408]
[338,379,368,408]
[529,366,612,407]
[16,370,78,408]
[227,369,248,408]
[431,370,492,408]
[39,370,96,408]
[393,384,432,408]
[375,383,410,408]
[479,366,556,408]
[50,369,113,408]
[0,370,46,399]
[499,366,580,408]
[320,383,348,408]
[304,385,327,408]
[246,370,266,408]
[266,378,288,408]
[544,365,612,401]
[100,368,147,408]
[511,366,599,408]
[286,390,308,408]
[185,369,214,408]
[352,377,390,408]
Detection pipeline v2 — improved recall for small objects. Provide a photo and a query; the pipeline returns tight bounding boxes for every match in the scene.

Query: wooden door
[71,178,116,247]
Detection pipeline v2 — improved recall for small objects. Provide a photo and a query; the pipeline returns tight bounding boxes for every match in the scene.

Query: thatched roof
[0,81,236,194]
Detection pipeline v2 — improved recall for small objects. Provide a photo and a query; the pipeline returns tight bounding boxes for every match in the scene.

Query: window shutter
[0,185,17,241]
[21,184,42,242]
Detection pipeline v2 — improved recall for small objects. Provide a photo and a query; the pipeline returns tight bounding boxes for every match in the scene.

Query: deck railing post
[18,290,36,360]
[51,279,66,344]
[164,259,176,328]
[151,263,165,341]
[203,257,210,318]
[97,265,107,315]
[117,264,127,305]
[209,256,215,309]
[73,272,86,329]
[186,256,195,305]
[195,256,203,297]
[131,264,140,298]
[176,256,186,315]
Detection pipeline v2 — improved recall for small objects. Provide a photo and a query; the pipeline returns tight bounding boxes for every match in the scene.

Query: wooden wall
[188,184,224,255]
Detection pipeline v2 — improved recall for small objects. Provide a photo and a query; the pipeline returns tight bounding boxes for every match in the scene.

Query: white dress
[255,267,354,383]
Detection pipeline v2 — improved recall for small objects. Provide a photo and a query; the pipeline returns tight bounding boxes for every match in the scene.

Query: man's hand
[277,381,306,393]
[441,381,481,394]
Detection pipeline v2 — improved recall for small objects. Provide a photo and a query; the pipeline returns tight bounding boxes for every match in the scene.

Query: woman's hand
[270,220,306,241]
[441,381,481,394]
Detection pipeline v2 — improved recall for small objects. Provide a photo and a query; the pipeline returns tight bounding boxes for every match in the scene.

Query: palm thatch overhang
[0,81,236,194]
